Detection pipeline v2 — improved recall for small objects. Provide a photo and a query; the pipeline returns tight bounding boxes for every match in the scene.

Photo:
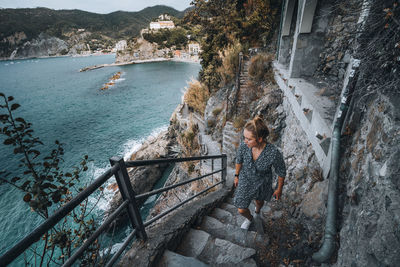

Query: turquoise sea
[0,54,200,262]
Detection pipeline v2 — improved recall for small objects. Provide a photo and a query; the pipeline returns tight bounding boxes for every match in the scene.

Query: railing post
[211,159,214,183]
[221,154,227,183]
[109,157,147,240]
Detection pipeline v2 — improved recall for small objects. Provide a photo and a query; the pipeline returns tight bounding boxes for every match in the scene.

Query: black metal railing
[0,154,227,267]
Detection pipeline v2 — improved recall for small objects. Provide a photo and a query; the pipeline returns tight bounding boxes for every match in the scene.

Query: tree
[184,0,280,91]
[0,93,104,266]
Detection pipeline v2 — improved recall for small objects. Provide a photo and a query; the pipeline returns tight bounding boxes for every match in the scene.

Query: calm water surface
[0,55,200,260]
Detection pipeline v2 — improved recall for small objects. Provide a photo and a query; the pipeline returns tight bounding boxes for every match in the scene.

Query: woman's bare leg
[254,200,264,214]
[238,208,253,221]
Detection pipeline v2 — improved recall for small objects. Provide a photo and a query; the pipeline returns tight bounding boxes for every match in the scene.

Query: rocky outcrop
[2,31,108,60]
[2,31,27,46]
[10,33,69,59]
[334,93,400,267]
[115,38,171,64]
[106,130,174,226]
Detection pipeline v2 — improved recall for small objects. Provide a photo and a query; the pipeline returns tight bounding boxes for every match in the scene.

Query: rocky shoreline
[105,100,210,227]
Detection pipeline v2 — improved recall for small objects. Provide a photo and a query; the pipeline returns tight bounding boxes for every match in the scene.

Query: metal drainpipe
[311,109,343,263]
[312,59,360,263]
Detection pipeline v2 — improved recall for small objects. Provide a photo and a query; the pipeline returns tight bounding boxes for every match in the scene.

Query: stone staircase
[158,198,269,266]
[236,59,252,117]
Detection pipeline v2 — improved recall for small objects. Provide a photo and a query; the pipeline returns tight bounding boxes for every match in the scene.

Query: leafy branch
[0,92,105,266]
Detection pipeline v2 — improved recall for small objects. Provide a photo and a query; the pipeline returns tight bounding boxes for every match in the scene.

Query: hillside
[0,5,188,58]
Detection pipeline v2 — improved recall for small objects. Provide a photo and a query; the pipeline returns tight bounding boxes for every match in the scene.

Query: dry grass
[212,107,223,116]
[233,115,246,129]
[249,53,275,83]
[184,79,210,116]
[179,122,200,160]
[217,42,242,86]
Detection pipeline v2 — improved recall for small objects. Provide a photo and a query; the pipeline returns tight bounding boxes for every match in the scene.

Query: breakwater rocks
[79,58,170,72]
[101,72,121,90]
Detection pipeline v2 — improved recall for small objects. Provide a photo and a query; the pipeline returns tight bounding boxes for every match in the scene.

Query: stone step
[200,216,265,249]
[223,132,237,139]
[176,229,257,267]
[217,202,266,236]
[220,202,237,214]
[221,201,272,221]
[158,250,209,267]
[222,140,236,150]
[209,207,254,229]
[222,143,237,156]
[226,197,235,205]
[223,135,239,145]
[223,126,239,138]
[222,134,238,146]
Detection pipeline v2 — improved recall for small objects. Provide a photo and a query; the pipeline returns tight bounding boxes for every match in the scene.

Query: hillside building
[149,21,175,30]
[115,40,127,51]
[188,42,200,55]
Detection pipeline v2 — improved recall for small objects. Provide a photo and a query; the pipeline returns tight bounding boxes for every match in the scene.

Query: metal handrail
[143,180,224,227]
[136,168,223,200]
[0,153,227,267]
[0,164,120,266]
[125,154,225,167]
[63,200,130,267]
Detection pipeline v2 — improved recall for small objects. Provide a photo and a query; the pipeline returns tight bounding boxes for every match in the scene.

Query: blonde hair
[244,115,269,143]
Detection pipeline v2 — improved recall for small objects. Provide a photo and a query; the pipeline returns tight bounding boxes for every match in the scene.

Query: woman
[234,115,286,229]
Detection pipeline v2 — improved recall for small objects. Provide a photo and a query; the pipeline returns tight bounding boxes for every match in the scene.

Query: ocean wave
[114,77,125,83]
[88,125,169,212]
[121,124,168,161]
[87,163,116,212]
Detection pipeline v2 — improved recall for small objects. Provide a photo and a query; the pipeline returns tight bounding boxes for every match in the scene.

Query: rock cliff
[9,33,69,59]
[2,31,109,60]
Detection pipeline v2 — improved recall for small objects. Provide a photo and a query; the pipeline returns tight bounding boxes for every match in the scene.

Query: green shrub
[233,115,246,129]
[212,107,223,116]
[207,119,216,128]
[248,53,274,83]
[217,42,242,86]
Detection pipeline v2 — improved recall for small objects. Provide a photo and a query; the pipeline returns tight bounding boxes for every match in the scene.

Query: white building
[158,14,171,20]
[188,42,200,55]
[115,40,127,51]
[149,21,175,30]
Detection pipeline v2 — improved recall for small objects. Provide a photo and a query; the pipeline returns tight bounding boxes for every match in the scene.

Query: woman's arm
[272,176,285,200]
[234,163,242,187]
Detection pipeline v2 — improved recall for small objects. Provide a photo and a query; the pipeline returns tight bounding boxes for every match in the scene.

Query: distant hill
[0,5,188,58]
[0,5,186,39]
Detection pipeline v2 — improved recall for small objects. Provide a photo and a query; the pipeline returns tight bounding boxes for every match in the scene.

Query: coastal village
[114,13,201,64]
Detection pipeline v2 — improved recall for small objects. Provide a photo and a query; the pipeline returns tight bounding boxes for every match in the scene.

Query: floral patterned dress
[233,142,286,209]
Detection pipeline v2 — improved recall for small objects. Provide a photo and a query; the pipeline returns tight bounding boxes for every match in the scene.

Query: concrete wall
[288,0,331,78]
[278,0,297,67]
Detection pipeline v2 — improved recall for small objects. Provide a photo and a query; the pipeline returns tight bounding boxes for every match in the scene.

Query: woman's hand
[273,176,285,200]
[272,189,282,200]
[234,177,239,187]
